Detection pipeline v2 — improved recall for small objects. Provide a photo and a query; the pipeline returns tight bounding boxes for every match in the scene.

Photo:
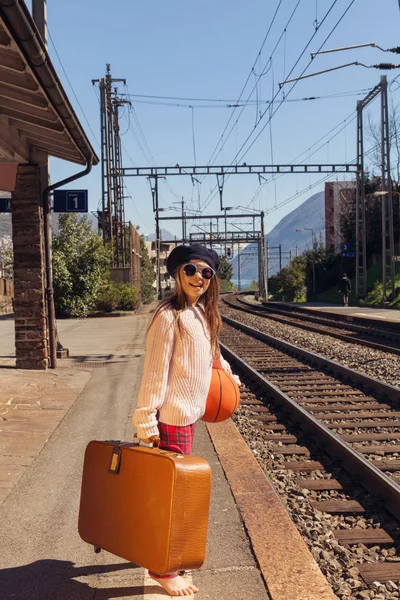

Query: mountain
[231,191,325,282]
[51,212,98,235]
[146,229,177,242]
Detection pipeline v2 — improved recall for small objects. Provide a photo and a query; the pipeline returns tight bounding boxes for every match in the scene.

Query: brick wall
[11,165,49,370]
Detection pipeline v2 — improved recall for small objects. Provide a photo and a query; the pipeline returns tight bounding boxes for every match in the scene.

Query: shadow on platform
[0,559,167,599]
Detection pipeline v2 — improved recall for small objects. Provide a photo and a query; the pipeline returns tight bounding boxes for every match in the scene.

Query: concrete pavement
[0,309,268,599]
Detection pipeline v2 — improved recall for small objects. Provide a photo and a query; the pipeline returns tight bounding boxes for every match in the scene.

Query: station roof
[0,0,99,166]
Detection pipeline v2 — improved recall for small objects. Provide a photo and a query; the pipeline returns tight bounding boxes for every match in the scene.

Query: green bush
[53,214,111,317]
[96,284,120,312]
[96,283,140,313]
[361,274,400,307]
[219,278,236,293]
[116,283,140,311]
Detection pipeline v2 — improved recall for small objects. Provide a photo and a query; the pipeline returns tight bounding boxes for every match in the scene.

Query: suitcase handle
[133,434,161,449]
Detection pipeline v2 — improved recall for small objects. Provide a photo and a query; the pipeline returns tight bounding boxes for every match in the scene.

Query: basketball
[201,367,240,423]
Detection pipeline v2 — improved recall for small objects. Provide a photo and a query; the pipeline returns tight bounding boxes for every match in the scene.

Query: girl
[133,243,240,597]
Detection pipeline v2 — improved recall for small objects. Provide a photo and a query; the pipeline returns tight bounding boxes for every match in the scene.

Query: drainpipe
[43,159,93,368]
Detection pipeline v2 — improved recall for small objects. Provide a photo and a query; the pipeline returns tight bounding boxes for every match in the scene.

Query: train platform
[275,301,400,329]
[0,307,334,600]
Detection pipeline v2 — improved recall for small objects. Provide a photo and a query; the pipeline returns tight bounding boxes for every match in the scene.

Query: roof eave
[0,0,99,166]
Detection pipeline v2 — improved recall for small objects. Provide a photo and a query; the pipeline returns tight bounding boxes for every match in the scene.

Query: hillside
[232,191,325,282]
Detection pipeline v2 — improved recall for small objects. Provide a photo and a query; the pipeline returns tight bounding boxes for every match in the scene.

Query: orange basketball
[201,368,240,423]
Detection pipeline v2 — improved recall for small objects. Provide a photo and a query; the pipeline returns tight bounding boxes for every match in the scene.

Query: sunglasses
[181,263,215,280]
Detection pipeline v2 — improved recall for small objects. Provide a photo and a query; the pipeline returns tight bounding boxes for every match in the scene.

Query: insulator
[374,63,400,70]
[387,47,400,54]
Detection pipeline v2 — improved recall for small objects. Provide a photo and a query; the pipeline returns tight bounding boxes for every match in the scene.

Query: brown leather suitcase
[78,440,212,574]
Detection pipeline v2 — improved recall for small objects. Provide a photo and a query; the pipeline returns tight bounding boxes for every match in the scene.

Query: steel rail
[220,316,400,521]
[222,314,400,402]
[223,295,400,356]
[262,300,400,334]
[232,294,400,340]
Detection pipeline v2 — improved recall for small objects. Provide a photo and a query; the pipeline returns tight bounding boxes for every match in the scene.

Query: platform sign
[0,197,11,212]
[341,242,355,258]
[53,190,88,213]
[392,256,400,262]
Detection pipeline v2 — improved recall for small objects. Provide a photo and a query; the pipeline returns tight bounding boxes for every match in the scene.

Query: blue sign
[342,242,354,252]
[53,190,88,213]
[341,242,355,258]
[0,197,11,212]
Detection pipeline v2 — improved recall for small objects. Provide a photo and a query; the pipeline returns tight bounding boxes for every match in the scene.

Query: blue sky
[30,0,400,239]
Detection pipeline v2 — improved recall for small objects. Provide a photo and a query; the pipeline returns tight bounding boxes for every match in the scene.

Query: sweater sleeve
[132,310,175,438]
[219,354,242,386]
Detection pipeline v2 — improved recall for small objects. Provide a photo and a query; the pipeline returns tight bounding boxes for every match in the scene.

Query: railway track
[220,314,400,591]
[223,294,400,356]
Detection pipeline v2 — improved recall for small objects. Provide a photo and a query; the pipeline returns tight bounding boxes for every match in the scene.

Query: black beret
[167,244,220,278]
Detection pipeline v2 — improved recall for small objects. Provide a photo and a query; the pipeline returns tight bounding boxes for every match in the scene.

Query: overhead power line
[199,0,354,213]
[47,28,101,150]
[204,0,303,170]
[121,88,367,109]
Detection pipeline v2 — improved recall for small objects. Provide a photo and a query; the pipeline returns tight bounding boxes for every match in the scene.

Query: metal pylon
[356,101,367,298]
[381,76,395,300]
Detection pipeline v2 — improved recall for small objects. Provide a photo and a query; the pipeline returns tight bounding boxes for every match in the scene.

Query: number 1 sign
[53,190,88,213]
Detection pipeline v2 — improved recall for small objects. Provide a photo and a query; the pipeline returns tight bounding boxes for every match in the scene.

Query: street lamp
[296,228,316,300]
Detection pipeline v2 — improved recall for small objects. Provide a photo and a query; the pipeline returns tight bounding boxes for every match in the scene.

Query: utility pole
[260,211,268,301]
[238,242,241,290]
[150,176,162,300]
[92,66,129,268]
[355,77,395,300]
[381,76,395,301]
[224,209,228,256]
[182,198,186,243]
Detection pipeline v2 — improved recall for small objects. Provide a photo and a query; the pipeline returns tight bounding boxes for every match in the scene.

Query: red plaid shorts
[158,420,196,455]
[148,417,196,579]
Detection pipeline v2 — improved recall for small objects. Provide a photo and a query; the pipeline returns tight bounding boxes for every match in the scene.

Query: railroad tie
[358,563,400,584]
[333,528,394,546]
[298,478,344,491]
[309,499,365,514]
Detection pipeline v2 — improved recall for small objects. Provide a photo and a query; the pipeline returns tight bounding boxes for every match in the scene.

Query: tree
[340,176,399,266]
[247,280,259,291]
[272,256,306,301]
[367,104,400,183]
[0,243,13,279]
[140,235,155,304]
[218,255,235,293]
[52,214,111,317]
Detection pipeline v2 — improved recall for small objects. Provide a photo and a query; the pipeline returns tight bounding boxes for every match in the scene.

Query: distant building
[145,240,177,295]
[325,181,356,252]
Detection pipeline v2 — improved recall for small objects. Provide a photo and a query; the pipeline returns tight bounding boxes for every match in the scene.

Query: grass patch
[316,263,400,308]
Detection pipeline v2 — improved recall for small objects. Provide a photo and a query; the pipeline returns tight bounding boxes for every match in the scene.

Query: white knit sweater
[133,303,240,438]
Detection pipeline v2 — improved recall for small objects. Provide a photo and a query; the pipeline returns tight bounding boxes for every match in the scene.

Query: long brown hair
[150,268,222,358]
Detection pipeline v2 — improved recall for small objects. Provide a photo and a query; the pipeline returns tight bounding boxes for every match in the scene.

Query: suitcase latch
[108,446,122,475]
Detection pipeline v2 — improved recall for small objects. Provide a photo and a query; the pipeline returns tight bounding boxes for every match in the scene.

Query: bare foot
[149,574,199,596]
